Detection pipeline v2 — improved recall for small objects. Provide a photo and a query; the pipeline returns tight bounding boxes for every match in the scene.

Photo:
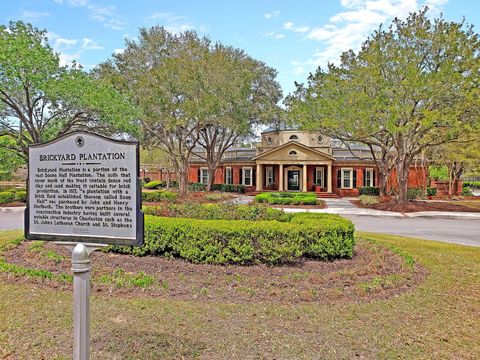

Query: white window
[225,167,233,184]
[200,167,209,184]
[265,166,274,185]
[341,168,353,189]
[365,168,374,187]
[315,167,324,187]
[242,167,252,186]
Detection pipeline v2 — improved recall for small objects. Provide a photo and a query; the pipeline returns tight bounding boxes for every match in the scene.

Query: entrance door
[287,170,300,191]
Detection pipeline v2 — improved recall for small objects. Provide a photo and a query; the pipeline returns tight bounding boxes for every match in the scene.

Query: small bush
[110,213,355,264]
[426,187,437,196]
[204,193,230,202]
[255,192,318,205]
[13,190,26,202]
[143,203,292,222]
[0,191,15,204]
[359,195,379,205]
[463,181,480,189]
[188,183,207,192]
[143,180,163,189]
[142,191,177,203]
[407,188,424,200]
[462,187,473,196]
[211,184,246,193]
[358,186,380,196]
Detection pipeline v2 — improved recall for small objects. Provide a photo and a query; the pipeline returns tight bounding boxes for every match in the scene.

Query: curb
[0,206,25,213]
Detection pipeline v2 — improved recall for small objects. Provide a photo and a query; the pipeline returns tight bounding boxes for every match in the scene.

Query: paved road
[0,210,24,231]
[344,215,480,247]
[1,207,479,247]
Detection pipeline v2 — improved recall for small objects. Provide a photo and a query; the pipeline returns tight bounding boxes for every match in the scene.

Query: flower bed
[255,192,319,205]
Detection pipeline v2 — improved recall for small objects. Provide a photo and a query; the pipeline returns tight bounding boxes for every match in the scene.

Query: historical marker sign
[25,131,144,246]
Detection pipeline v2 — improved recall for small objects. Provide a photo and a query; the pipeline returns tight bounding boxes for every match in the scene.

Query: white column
[279,164,284,191]
[256,164,262,191]
[302,164,307,192]
[327,163,332,193]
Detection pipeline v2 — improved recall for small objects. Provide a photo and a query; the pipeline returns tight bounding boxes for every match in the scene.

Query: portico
[253,141,334,192]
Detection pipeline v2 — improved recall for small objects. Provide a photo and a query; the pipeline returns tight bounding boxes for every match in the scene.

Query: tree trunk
[396,158,410,203]
[206,164,217,192]
[378,170,388,197]
[177,169,188,197]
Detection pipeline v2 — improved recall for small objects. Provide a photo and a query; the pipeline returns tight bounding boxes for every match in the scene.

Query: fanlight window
[288,150,298,156]
[289,134,299,141]
[267,137,272,144]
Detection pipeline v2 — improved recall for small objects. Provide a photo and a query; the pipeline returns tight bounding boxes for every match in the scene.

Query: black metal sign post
[25,131,144,360]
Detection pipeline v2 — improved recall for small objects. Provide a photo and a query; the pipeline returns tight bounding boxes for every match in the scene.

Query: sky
[2,0,479,96]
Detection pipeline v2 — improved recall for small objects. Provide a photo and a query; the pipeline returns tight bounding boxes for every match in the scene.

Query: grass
[447,200,480,210]
[0,230,480,358]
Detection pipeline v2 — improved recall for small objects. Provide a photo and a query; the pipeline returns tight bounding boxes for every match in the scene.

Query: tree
[0,21,139,159]
[195,45,282,191]
[287,9,480,202]
[0,136,24,180]
[99,27,282,195]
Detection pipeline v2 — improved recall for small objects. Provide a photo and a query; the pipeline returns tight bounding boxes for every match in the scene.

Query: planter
[314,185,322,193]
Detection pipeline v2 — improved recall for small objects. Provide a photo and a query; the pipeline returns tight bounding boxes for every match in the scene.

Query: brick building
[185,129,428,196]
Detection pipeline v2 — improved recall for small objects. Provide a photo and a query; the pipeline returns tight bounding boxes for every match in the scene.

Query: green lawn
[1,230,479,359]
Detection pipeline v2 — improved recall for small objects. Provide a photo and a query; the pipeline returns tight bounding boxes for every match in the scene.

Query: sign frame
[24,130,144,246]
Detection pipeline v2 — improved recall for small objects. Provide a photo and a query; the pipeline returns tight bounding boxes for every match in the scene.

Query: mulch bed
[2,239,427,305]
[0,202,25,207]
[352,199,480,213]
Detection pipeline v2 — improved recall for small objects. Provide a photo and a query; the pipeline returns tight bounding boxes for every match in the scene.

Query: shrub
[255,192,318,205]
[110,213,355,264]
[359,195,379,205]
[143,203,292,222]
[463,181,480,189]
[188,183,207,192]
[358,186,380,196]
[407,188,424,200]
[204,193,230,202]
[142,191,177,203]
[426,187,437,196]
[0,191,15,204]
[13,190,26,202]
[462,187,473,196]
[210,184,246,193]
[143,180,163,189]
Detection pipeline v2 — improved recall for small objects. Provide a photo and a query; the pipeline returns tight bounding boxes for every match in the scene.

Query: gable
[253,142,334,161]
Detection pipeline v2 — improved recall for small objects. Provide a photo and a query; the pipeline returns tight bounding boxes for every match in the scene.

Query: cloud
[146,11,205,34]
[113,48,124,55]
[283,22,309,33]
[286,0,449,75]
[55,0,125,30]
[81,38,104,50]
[20,10,51,22]
[264,11,280,19]
[264,31,285,39]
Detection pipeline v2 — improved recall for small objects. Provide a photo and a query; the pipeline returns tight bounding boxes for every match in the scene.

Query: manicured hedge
[426,187,437,196]
[143,181,163,189]
[464,181,480,189]
[211,184,246,193]
[142,191,177,202]
[255,192,319,205]
[143,203,291,222]
[0,191,15,204]
[110,212,355,264]
[407,187,424,200]
[358,186,380,196]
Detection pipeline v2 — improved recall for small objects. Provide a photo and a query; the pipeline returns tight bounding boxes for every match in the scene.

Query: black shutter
[313,168,317,185]
[337,169,341,188]
[363,169,367,186]
[373,170,376,186]
[252,168,256,186]
[198,168,201,183]
[353,169,357,188]
[272,167,275,183]
[324,168,327,188]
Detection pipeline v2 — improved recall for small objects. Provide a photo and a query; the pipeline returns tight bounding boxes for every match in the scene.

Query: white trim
[225,167,232,184]
[265,166,274,185]
[341,168,353,189]
[315,167,324,187]
[365,168,374,187]
[200,167,209,184]
[242,166,253,186]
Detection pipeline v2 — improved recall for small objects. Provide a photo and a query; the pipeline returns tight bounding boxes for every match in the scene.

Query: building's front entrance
[287,170,300,191]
